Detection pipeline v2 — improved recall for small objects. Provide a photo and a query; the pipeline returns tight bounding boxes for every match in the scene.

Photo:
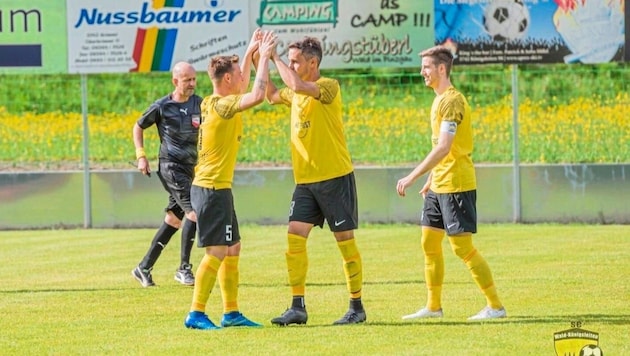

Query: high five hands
[257,30,278,59]
[251,29,278,64]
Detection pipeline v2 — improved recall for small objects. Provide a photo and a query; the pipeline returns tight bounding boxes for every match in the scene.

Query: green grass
[0,224,628,355]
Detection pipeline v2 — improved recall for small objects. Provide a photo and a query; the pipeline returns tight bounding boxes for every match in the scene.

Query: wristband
[135,147,146,159]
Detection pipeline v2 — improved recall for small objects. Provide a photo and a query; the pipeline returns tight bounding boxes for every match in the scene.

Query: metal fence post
[81,74,92,228]
[511,64,521,223]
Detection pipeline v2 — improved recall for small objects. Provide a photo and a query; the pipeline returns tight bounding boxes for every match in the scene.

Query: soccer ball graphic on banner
[579,344,603,356]
[483,0,530,41]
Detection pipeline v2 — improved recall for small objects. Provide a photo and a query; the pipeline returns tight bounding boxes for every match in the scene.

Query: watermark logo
[554,322,603,356]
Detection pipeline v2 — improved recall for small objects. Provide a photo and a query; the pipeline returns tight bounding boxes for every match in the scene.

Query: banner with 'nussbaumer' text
[66,0,251,73]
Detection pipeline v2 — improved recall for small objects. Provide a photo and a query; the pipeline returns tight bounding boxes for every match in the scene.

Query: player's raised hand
[258,30,278,59]
[246,28,263,54]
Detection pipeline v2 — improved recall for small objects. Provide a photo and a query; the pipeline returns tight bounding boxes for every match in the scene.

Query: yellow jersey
[193,94,244,190]
[430,86,476,193]
[278,77,353,184]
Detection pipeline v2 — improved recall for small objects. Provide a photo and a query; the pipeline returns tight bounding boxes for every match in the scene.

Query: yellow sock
[190,254,222,312]
[286,233,308,296]
[449,236,502,309]
[219,255,239,313]
[337,238,363,299]
[422,227,445,311]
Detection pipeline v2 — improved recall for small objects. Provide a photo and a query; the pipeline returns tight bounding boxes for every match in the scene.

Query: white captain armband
[440,121,457,135]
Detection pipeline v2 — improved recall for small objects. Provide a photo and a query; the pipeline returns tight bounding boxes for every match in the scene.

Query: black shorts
[191,186,241,248]
[157,161,194,219]
[421,190,477,235]
[289,172,358,232]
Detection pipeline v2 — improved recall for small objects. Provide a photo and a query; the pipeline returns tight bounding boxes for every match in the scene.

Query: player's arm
[239,31,275,111]
[265,72,283,105]
[239,28,262,94]
[251,34,284,106]
[132,105,159,176]
[132,123,150,176]
[396,123,455,197]
[132,123,145,154]
[256,44,287,106]
[271,50,320,99]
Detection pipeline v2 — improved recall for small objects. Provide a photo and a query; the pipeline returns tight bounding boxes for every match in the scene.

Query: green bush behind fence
[1,63,629,167]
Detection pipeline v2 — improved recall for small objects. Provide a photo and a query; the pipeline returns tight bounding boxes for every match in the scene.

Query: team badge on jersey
[192,115,200,128]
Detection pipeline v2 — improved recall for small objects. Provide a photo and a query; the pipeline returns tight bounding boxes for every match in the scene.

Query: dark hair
[420,46,454,76]
[288,36,322,66]
[208,55,239,80]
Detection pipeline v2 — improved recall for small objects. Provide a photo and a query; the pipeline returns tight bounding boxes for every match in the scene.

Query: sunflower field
[1,64,628,170]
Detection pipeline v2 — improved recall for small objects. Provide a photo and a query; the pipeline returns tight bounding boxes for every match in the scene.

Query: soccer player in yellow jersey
[183,29,277,330]
[265,36,366,325]
[396,46,506,321]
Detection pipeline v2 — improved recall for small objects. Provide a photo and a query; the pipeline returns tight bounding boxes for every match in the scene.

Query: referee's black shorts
[157,161,194,219]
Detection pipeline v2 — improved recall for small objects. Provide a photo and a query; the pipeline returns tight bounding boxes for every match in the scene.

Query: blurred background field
[1,63,629,170]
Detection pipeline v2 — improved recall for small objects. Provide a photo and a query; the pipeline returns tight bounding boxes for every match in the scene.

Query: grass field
[0,224,628,355]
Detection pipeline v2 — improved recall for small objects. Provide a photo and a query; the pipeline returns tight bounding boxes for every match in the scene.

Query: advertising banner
[253,0,435,69]
[0,0,68,73]
[435,0,625,65]
[3,0,626,74]
[66,0,251,73]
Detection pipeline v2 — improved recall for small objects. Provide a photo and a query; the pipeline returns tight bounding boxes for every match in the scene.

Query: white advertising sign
[251,0,434,69]
[66,0,251,73]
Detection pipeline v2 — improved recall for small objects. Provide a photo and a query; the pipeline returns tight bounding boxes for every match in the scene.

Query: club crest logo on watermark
[554,322,603,356]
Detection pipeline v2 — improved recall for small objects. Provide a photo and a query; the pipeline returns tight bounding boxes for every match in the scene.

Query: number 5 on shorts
[225,225,233,242]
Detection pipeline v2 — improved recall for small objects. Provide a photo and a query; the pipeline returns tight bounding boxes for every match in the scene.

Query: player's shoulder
[445,85,462,95]
[153,93,172,106]
[140,94,170,117]
[201,94,230,105]
[315,77,340,103]
[317,76,339,87]
[191,94,204,104]
[442,87,467,104]
[201,94,239,112]
[201,94,217,109]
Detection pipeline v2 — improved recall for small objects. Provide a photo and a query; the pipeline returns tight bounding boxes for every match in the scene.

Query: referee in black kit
[131,61,201,288]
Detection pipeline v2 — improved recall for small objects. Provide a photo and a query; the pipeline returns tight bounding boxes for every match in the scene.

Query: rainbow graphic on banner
[131,0,184,72]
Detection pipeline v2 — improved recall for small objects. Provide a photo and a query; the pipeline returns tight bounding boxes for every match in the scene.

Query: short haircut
[172,61,193,79]
[208,55,239,81]
[420,46,454,76]
[288,36,322,66]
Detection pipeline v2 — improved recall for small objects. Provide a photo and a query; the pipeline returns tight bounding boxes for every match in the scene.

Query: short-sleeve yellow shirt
[279,77,353,184]
[193,94,244,190]
[430,86,476,193]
